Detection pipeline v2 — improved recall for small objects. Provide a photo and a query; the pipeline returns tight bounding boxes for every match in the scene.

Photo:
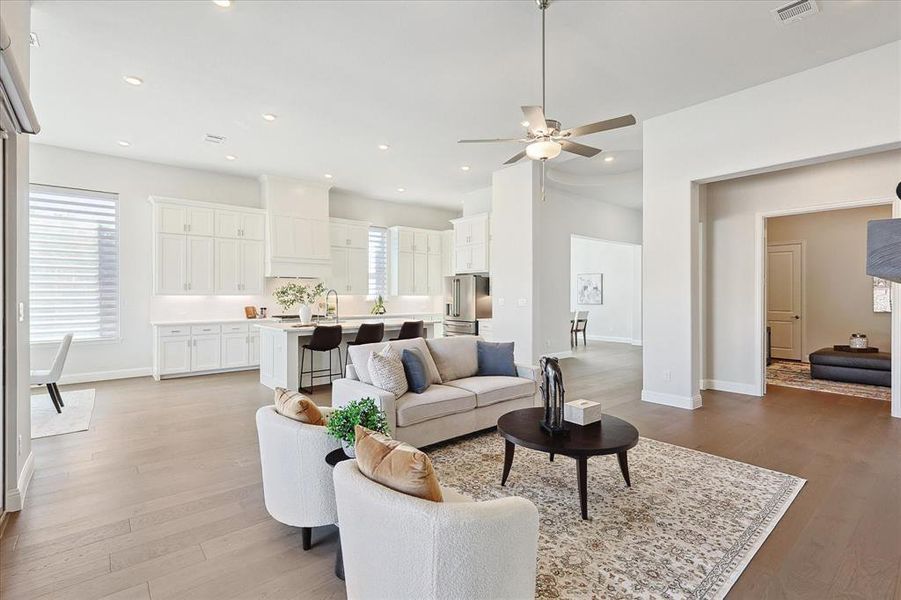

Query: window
[368,226,388,297]
[29,184,119,343]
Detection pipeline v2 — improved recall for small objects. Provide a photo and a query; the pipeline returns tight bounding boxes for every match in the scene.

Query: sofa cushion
[395,384,476,427]
[368,346,408,398]
[348,338,442,386]
[354,425,443,502]
[401,348,431,394]
[444,376,536,408]
[426,336,479,382]
[477,341,517,377]
[273,387,326,425]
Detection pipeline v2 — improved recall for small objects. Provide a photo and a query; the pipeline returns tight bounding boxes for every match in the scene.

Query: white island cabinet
[153,319,265,380]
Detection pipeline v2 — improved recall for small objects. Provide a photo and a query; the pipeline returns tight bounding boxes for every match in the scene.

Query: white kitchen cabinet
[396,229,415,253]
[156,204,215,236]
[187,236,215,293]
[271,215,331,261]
[330,218,369,249]
[249,330,260,366]
[158,336,191,374]
[390,226,446,296]
[455,244,488,274]
[413,231,429,254]
[240,241,264,294]
[441,230,455,277]
[216,209,265,240]
[190,333,222,372]
[451,214,489,274]
[187,208,215,236]
[348,248,369,294]
[427,253,442,295]
[215,238,240,294]
[393,250,415,295]
[153,321,265,379]
[156,233,187,294]
[413,252,428,294]
[427,231,442,255]
[221,332,250,368]
[330,246,349,293]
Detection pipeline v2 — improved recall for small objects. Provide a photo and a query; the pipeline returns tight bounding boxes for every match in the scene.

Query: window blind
[368,226,388,297]
[29,184,120,343]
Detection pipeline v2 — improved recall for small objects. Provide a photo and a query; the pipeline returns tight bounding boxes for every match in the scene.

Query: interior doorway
[766,242,804,361]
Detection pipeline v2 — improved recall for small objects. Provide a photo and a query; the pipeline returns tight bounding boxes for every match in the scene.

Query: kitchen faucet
[325,288,339,323]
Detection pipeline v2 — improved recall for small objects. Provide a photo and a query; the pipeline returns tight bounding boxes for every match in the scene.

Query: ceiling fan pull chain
[541,0,546,115]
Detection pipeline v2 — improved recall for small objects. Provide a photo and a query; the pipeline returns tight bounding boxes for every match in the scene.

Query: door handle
[793,315,800,319]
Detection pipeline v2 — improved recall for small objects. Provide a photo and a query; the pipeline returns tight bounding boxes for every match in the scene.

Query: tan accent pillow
[426,336,479,382]
[273,387,326,426]
[354,425,443,502]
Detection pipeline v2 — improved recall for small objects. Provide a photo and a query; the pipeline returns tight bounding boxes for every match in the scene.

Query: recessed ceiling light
[117,140,130,147]
[225,155,237,161]
[123,75,143,86]
[396,187,406,193]
[324,173,333,179]
[604,155,615,162]
[262,113,277,122]
[378,144,390,151]
[460,165,471,172]
[212,0,232,7]
[520,120,530,127]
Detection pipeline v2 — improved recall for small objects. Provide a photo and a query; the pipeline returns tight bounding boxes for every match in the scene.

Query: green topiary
[326,397,390,445]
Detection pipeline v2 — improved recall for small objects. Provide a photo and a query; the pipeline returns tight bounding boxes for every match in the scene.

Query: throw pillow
[401,348,431,394]
[477,341,517,377]
[354,425,443,502]
[348,338,442,385]
[273,387,327,425]
[426,336,479,381]
[368,345,408,397]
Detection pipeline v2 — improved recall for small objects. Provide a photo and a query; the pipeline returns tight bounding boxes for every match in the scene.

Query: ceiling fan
[459,0,637,165]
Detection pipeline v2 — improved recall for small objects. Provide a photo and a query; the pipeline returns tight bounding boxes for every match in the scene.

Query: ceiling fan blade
[503,150,527,165]
[560,140,602,158]
[561,114,637,138]
[521,105,548,133]
[458,138,522,144]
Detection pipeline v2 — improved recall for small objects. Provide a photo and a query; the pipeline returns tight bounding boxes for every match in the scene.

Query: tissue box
[563,399,602,426]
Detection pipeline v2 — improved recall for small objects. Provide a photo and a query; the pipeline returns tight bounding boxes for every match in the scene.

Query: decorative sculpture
[539,356,568,436]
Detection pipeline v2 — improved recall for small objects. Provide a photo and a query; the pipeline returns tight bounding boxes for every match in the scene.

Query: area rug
[31,388,95,439]
[767,359,891,402]
[429,432,805,600]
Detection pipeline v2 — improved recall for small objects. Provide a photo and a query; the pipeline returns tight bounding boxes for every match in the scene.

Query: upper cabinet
[329,218,370,295]
[451,213,489,274]
[389,226,445,296]
[151,197,265,296]
[330,219,369,249]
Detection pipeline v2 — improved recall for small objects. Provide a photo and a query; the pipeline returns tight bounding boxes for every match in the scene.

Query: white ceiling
[29,0,900,209]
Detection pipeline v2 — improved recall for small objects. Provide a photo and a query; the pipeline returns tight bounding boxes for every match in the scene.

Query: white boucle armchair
[333,460,539,600]
[255,405,341,550]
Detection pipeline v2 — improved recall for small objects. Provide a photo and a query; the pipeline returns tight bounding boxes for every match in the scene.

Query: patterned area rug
[429,431,804,600]
[767,359,891,401]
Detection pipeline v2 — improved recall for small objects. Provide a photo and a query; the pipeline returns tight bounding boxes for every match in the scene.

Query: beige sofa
[331,336,539,448]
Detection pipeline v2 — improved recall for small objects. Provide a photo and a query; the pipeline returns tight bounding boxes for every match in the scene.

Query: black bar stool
[390,320,424,341]
[299,325,343,394]
[344,322,385,373]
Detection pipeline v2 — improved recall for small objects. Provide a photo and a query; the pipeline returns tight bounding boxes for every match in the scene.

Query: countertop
[255,317,442,333]
[151,312,441,327]
[152,318,276,326]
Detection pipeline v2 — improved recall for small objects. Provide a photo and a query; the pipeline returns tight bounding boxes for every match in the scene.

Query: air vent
[772,0,819,26]
[204,134,227,144]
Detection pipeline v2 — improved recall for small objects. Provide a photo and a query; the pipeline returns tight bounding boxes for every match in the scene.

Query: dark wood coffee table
[497,407,639,520]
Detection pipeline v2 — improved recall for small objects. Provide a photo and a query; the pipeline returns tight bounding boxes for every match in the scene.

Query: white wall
[705,151,899,389]
[330,190,459,230]
[461,186,491,216]
[642,41,901,411]
[571,237,641,344]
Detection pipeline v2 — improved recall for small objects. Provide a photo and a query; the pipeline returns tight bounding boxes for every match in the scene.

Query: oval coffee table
[497,407,639,520]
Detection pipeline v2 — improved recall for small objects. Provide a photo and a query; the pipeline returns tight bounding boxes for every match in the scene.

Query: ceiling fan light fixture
[526,140,561,161]
[604,155,615,162]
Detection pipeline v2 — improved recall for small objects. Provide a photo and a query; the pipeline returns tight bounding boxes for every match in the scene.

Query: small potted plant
[273,282,326,324]
[370,294,387,315]
[326,398,390,457]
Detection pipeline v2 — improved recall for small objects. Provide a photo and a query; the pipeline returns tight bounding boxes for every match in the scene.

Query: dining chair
[572,311,588,347]
[389,320,424,341]
[31,333,74,413]
[299,325,343,394]
[344,322,385,373]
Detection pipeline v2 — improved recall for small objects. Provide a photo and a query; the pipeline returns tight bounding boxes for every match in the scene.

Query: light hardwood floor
[2,342,899,599]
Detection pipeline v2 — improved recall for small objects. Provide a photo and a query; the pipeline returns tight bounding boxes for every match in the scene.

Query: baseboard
[543,350,574,360]
[630,339,642,346]
[5,451,35,512]
[641,389,702,410]
[702,379,763,397]
[586,335,633,344]
[58,367,153,385]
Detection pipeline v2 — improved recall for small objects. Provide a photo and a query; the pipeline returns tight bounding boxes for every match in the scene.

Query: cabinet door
[395,251,414,295]
[311,219,331,259]
[187,236,215,293]
[191,334,221,371]
[157,233,187,294]
[455,246,472,273]
[187,207,215,236]
[427,253,442,295]
[248,331,260,366]
[221,332,250,368]
[442,230,455,276]
[329,221,348,246]
[347,224,369,249]
[215,210,241,238]
[159,336,191,374]
[330,246,349,294]
[413,231,428,254]
[215,238,240,293]
[396,229,414,253]
[240,240,264,294]
[272,217,295,258]
[454,221,470,246]
[292,218,314,258]
[469,216,488,245]
[158,205,187,234]
[469,243,488,272]
[413,252,428,294]
[427,231,442,255]
[348,247,369,294]
[241,213,265,240]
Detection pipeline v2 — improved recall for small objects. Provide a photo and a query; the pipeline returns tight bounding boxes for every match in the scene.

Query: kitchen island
[255,318,440,390]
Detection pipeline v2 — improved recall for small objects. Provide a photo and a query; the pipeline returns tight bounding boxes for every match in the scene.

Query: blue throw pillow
[402,348,431,394]
[477,341,517,377]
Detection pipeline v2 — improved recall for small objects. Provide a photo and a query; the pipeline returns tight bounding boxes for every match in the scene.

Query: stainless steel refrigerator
[443,275,491,336]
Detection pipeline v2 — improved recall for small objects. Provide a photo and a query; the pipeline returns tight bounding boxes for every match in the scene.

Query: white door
[187,207,215,236]
[395,251,414,295]
[157,233,187,294]
[767,242,803,360]
[331,246,349,293]
[348,247,369,294]
[427,253,442,295]
[191,334,221,371]
[413,252,428,294]
[187,236,215,293]
[159,336,191,374]
[240,240,264,294]
[221,332,250,368]
[248,331,260,366]
[215,238,240,294]
[158,205,187,234]
[215,210,241,238]
[241,213,265,240]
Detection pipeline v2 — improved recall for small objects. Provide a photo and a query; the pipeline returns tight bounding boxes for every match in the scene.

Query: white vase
[341,440,356,458]
[298,304,312,324]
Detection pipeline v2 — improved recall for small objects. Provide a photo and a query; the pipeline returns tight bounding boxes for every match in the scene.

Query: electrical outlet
[664,369,672,382]
[18,302,25,322]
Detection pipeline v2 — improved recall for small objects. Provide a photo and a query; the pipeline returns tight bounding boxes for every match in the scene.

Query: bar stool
[299,325,343,394]
[344,322,385,373]
[390,320,424,341]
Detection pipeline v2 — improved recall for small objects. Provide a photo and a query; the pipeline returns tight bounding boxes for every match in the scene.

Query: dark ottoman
[808,348,892,387]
